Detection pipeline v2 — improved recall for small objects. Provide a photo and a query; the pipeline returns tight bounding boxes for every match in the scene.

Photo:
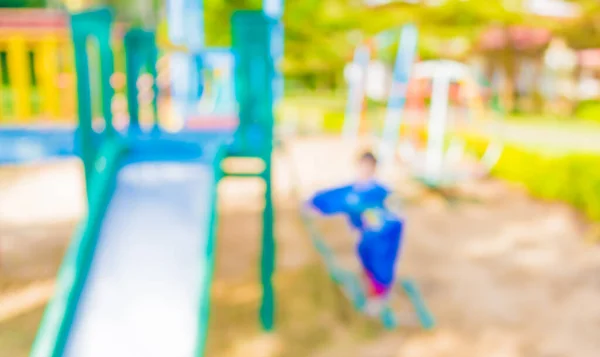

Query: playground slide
[32,140,222,357]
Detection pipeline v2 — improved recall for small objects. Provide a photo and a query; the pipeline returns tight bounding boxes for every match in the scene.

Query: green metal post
[28,10,123,356]
[124,29,160,133]
[231,11,276,330]
[71,8,116,196]
[260,150,275,330]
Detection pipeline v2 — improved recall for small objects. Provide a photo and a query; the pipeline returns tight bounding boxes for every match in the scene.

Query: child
[306,151,404,316]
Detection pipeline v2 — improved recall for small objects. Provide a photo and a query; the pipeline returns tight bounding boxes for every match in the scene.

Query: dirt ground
[1,137,600,357]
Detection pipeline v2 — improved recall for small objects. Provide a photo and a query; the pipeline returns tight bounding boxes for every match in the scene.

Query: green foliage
[32,0,599,90]
[102,0,164,27]
[322,111,345,133]
[282,0,361,74]
[468,136,600,221]
[0,0,45,7]
[90,0,600,84]
[574,100,600,122]
[555,1,600,49]
[417,0,518,37]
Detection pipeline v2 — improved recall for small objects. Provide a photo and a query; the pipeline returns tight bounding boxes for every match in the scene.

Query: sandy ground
[280,138,600,357]
[1,137,600,357]
[0,161,82,293]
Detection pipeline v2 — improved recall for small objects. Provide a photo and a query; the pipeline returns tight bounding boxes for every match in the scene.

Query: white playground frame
[396,60,504,187]
[343,24,419,149]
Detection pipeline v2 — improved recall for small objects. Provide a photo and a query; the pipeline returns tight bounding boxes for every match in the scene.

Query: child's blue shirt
[310,180,388,228]
[309,180,403,287]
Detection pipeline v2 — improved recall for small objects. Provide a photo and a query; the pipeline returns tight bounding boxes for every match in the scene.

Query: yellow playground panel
[0,10,206,129]
[0,10,242,130]
[0,9,76,124]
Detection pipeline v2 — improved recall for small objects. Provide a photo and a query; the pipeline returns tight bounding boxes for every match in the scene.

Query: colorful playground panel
[0,10,240,166]
[30,8,276,357]
[0,10,76,121]
[7,3,432,356]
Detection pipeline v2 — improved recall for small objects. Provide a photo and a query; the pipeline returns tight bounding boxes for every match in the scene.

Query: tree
[0,0,45,7]
[555,1,600,49]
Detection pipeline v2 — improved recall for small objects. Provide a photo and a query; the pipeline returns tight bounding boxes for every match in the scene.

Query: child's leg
[363,271,391,317]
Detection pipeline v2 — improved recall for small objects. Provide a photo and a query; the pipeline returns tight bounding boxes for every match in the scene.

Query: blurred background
[1,0,600,120]
[1,1,600,357]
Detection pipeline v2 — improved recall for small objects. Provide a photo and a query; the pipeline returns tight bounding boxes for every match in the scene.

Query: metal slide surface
[62,159,215,357]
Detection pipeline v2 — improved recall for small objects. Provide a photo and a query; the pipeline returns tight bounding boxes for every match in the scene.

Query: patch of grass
[468,136,600,223]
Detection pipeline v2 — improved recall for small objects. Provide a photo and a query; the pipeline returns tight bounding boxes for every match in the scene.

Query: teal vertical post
[232,11,276,330]
[124,29,160,134]
[263,0,284,103]
[261,143,275,331]
[70,8,116,198]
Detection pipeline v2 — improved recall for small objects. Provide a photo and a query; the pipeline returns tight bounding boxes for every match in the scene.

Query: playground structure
[343,27,504,188]
[30,8,276,357]
[0,10,76,122]
[164,0,283,128]
[0,10,76,164]
[0,3,433,354]
[0,10,132,164]
[152,47,238,132]
[4,6,600,357]
[0,3,279,165]
[0,10,238,164]
[195,50,236,117]
[396,60,504,187]
[343,25,418,143]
